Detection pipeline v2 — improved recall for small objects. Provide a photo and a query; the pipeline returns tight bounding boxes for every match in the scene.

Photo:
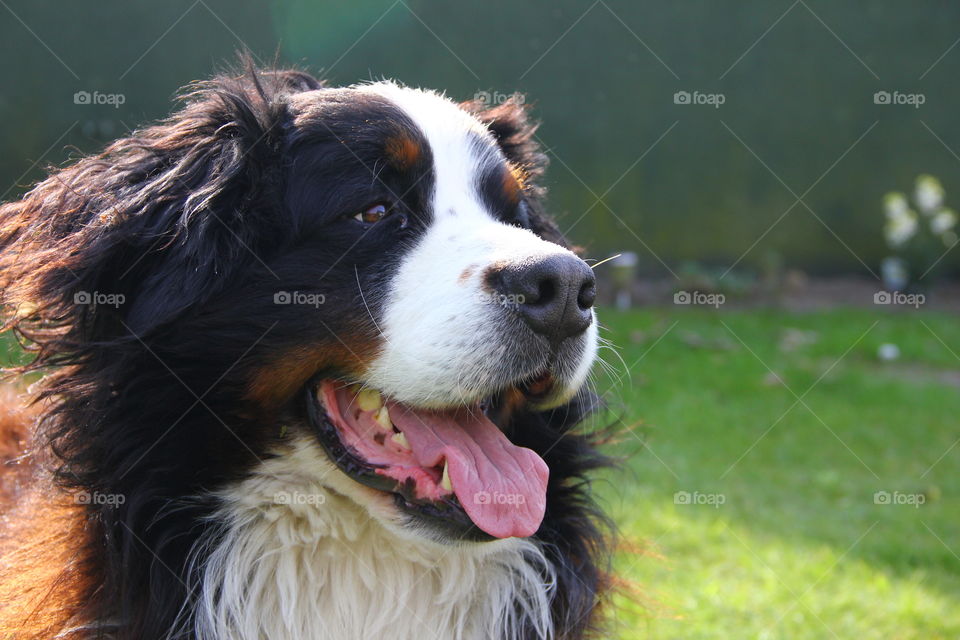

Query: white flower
[883,192,909,219]
[884,209,918,247]
[915,174,944,215]
[930,208,957,235]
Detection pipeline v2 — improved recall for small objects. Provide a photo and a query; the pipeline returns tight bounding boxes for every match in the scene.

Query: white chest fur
[187,437,555,640]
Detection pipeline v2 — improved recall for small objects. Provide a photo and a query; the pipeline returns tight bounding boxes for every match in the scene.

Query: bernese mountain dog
[0,65,612,640]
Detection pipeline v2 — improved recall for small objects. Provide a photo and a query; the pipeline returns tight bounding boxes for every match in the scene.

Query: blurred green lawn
[2,308,958,638]
[0,338,27,370]
[595,308,960,639]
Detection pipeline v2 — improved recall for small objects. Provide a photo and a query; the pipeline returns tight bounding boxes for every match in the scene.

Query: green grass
[3,309,958,638]
[0,332,26,369]
[594,307,960,639]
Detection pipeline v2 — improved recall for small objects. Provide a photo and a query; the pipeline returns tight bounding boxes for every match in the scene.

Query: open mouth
[305,376,554,541]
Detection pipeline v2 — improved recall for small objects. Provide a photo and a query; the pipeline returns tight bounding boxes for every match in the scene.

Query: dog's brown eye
[354,203,389,224]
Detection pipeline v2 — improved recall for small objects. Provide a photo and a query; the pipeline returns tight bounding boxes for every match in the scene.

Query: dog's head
[0,67,598,545]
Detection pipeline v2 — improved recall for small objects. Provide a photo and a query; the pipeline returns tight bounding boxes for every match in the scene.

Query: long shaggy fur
[0,62,612,639]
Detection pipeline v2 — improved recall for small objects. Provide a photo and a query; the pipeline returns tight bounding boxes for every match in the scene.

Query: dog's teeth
[373,406,392,431]
[356,388,382,411]
[391,431,410,450]
[440,461,452,491]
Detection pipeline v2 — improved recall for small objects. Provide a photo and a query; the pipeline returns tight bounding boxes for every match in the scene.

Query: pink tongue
[387,401,549,539]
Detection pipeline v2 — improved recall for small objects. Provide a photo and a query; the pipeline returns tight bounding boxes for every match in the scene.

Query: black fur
[0,64,611,639]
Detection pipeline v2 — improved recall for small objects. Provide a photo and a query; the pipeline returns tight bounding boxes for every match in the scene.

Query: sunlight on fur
[184,436,556,640]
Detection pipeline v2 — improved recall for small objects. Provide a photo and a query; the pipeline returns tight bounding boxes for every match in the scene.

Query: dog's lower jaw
[185,435,556,640]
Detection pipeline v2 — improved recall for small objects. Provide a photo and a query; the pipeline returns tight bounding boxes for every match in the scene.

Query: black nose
[490,254,596,344]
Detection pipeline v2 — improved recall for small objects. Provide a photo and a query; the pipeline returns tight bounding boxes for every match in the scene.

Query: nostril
[532,277,556,307]
[577,280,596,310]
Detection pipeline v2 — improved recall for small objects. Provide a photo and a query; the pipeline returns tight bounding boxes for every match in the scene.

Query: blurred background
[2,1,958,638]
[4,1,960,280]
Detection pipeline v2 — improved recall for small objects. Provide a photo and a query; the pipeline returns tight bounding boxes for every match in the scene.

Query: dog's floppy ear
[460,95,570,248]
[0,66,322,358]
[461,95,547,184]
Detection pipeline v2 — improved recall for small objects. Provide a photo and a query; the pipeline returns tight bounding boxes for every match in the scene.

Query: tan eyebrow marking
[384,134,422,170]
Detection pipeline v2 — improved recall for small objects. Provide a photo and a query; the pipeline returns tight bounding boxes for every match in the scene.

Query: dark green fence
[2,0,958,276]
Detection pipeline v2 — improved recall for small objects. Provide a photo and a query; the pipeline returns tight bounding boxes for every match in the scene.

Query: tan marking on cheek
[246,335,382,409]
[458,265,478,284]
[385,135,422,170]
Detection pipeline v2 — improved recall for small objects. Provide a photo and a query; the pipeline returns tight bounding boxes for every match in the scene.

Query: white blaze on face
[361,82,597,408]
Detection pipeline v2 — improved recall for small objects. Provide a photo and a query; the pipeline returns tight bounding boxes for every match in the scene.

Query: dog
[0,65,611,640]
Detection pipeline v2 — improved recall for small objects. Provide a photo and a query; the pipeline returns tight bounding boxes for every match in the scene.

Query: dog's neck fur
[184,436,555,640]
